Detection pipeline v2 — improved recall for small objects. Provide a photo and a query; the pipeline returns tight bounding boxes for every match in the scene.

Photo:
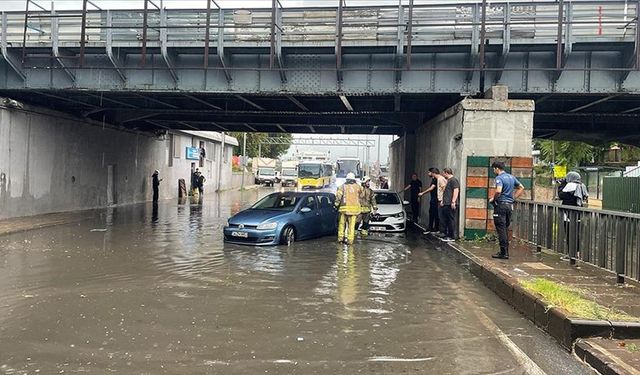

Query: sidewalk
[0,211,97,237]
[431,235,640,374]
[452,239,640,319]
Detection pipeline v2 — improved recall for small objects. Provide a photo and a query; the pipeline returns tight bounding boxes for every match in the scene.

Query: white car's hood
[376,204,404,216]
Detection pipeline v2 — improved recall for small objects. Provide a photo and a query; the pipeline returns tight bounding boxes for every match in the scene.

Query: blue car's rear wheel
[281,226,296,246]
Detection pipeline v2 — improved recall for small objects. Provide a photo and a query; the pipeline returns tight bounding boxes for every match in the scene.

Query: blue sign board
[186,147,200,160]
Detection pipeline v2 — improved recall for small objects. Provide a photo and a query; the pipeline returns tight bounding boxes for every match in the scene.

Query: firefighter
[335,172,363,245]
[359,176,377,236]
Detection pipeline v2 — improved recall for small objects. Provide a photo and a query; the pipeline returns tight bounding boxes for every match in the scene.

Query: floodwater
[0,188,592,374]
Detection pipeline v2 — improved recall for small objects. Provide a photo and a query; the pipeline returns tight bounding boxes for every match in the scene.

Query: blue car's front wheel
[280,226,296,246]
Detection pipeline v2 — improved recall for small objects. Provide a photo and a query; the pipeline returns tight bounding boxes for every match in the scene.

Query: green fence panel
[603,177,640,213]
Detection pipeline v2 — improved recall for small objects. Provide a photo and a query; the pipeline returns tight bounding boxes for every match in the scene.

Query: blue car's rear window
[252,194,301,211]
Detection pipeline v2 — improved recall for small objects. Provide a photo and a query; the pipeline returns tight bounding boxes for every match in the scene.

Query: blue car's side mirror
[300,207,312,213]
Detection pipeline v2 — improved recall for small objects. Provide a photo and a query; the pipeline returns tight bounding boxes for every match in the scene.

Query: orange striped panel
[467,176,488,188]
[511,157,533,168]
[466,208,488,220]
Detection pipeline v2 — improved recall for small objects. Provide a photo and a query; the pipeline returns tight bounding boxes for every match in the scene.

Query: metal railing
[514,200,640,283]
[0,0,638,72]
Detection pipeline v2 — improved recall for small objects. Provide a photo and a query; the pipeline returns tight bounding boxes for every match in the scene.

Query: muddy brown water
[0,188,592,374]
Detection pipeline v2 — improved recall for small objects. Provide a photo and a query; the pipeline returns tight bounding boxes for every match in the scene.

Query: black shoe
[491,253,509,259]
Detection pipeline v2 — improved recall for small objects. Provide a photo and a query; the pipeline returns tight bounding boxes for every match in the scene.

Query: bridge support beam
[0,13,25,81]
[391,86,534,238]
[160,8,178,85]
[51,5,76,84]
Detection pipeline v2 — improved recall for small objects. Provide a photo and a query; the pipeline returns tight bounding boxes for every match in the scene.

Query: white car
[367,190,408,232]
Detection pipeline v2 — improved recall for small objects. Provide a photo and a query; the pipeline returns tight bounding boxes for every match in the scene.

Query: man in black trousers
[152,170,162,203]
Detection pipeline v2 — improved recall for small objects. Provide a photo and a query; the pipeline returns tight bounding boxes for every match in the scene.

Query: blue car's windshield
[251,194,300,211]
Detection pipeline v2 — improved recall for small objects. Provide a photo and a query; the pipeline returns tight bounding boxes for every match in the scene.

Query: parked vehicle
[298,161,333,189]
[223,192,338,246]
[367,190,408,232]
[281,160,299,187]
[254,157,277,186]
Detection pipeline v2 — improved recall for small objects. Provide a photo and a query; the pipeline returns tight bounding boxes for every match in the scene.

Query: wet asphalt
[0,187,594,374]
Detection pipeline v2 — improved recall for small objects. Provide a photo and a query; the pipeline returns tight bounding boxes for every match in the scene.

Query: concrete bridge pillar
[390,86,534,238]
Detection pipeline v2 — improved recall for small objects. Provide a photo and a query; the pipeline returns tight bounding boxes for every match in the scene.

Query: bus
[298,161,334,189]
[335,157,363,187]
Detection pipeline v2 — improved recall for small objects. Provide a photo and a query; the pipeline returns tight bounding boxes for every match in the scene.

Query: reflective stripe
[339,205,361,215]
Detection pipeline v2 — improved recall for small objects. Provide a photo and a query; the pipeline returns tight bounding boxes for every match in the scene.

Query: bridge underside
[2,89,640,145]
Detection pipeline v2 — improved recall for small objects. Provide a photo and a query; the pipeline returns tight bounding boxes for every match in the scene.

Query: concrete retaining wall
[0,103,236,219]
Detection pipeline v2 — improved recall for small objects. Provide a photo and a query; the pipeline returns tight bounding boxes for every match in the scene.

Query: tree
[535,140,640,167]
[229,132,293,159]
[535,140,597,167]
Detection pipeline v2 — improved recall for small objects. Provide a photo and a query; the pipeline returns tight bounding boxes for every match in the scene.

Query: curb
[575,340,635,375]
[436,237,640,351]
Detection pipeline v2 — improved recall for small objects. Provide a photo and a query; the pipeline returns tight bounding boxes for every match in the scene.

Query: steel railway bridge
[1,0,640,143]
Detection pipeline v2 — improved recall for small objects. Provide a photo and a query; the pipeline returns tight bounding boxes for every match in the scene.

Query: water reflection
[0,188,592,374]
[151,202,159,224]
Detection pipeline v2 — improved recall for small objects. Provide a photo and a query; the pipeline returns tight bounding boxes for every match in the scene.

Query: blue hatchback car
[223,192,338,246]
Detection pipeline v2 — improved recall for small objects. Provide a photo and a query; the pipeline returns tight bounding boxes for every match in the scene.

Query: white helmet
[346,172,356,181]
[363,176,371,183]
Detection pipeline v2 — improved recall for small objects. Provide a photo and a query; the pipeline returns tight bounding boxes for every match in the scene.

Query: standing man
[191,169,200,196]
[198,172,206,196]
[489,161,524,259]
[441,168,460,242]
[418,168,441,233]
[378,176,389,189]
[335,172,363,245]
[402,173,422,222]
[359,177,377,237]
[152,170,162,204]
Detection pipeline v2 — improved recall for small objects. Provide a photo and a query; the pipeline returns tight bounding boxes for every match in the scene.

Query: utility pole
[241,132,247,190]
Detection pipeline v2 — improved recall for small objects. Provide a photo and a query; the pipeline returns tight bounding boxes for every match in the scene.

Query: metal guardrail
[514,200,640,283]
[0,0,638,73]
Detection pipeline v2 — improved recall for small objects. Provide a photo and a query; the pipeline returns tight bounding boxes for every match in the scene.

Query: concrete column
[411,86,534,236]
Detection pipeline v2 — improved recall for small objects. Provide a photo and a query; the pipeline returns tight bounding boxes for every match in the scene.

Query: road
[0,187,593,374]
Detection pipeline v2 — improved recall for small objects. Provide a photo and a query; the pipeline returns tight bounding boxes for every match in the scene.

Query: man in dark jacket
[402,173,422,222]
[557,171,589,262]
[198,173,206,196]
[152,170,162,203]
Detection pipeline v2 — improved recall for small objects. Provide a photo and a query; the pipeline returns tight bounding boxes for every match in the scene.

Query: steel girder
[2,48,639,94]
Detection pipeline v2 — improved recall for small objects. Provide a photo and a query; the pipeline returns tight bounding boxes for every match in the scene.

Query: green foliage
[535,140,640,167]
[229,132,293,159]
[627,343,640,353]
[621,145,640,163]
[533,164,553,187]
[520,278,635,321]
[535,140,597,168]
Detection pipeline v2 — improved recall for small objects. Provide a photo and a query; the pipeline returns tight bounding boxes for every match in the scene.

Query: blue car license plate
[231,231,248,238]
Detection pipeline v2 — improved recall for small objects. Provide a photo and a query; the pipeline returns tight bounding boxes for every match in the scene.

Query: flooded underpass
[0,189,592,374]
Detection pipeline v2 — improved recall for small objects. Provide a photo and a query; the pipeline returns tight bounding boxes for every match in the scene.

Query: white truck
[280,160,299,187]
[254,157,277,187]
